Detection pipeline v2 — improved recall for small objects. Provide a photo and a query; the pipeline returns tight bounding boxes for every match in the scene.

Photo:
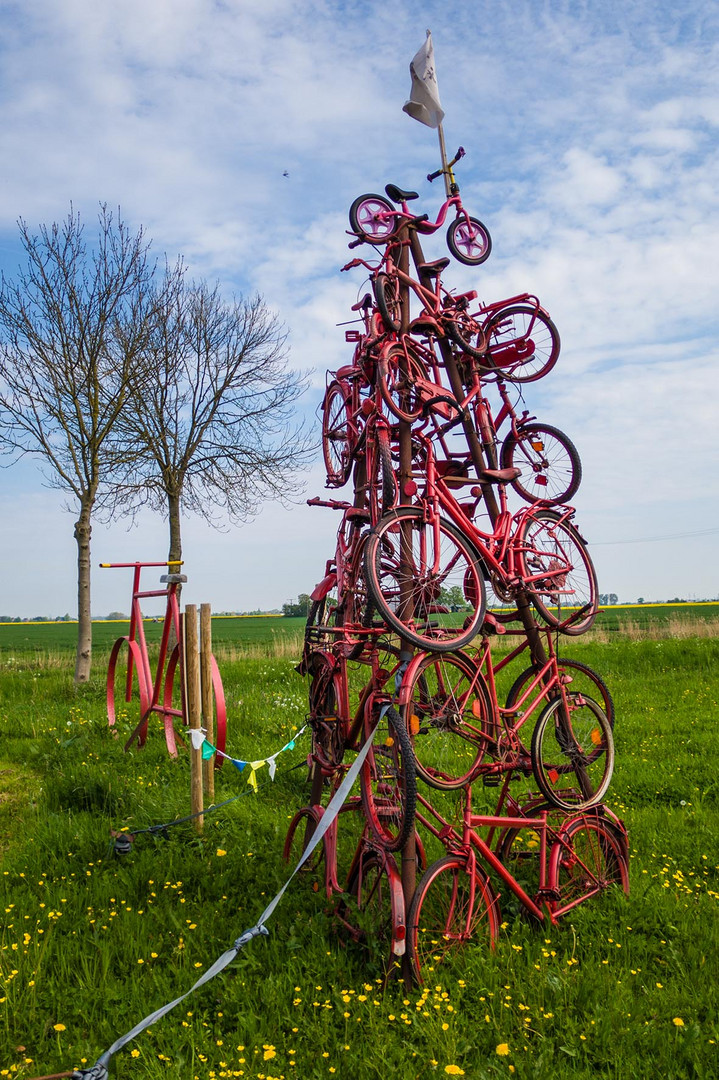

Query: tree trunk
[167,489,183,649]
[167,488,183,573]
[73,501,93,685]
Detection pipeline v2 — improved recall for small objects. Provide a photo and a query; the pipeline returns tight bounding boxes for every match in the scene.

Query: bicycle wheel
[401,651,494,789]
[364,507,487,652]
[337,848,405,974]
[501,423,582,506]
[322,381,353,487]
[283,805,330,896]
[516,509,598,634]
[505,659,614,729]
[374,272,402,333]
[531,694,614,810]
[445,307,488,360]
[162,644,228,763]
[334,527,377,660]
[360,706,417,852]
[484,304,560,383]
[306,651,346,771]
[446,215,492,266]
[407,854,499,985]
[362,425,396,525]
[377,345,427,423]
[107,637,151,747]
[349,194,399,244]
[548,812,629,917]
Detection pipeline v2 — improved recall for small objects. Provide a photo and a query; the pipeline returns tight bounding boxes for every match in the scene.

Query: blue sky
[0,0,717,616]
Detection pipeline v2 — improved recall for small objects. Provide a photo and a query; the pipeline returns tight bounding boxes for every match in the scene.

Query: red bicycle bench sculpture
[103,561,227,763]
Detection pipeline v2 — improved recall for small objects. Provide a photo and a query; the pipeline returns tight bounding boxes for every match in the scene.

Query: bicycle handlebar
[307,496,352,510]
[99,561,184,569]
[427,147,466,183]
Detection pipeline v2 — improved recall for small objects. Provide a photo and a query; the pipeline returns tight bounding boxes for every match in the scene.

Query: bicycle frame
[408,432,584,606]
[103,561,227,760]
[414,781,625,924]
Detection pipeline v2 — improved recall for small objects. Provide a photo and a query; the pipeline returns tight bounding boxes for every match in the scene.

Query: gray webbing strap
[71,714,382,1079]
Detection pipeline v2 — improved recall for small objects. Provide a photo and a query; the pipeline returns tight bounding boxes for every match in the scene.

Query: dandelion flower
[263,1048,276,1060]
[673,1018,685,1027]
[444,1067,465,1076]
[216,849,227,857]
[53,1024,66,1032]
[496,1043,510,1056]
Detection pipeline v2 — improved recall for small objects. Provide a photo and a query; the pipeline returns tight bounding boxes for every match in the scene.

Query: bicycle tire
[283,805,331,896]
[363,425,396,525]
[360,706,417,852]
[548,812,629,917]
[163,644,227,764]
[364,508,487,652]
[501,423,582,506]
[349,194,399,244]
[107,636,151,747]
[373,272,401,333]
[484,304,560,383]
[377,344,427,423]
[446,215,492,266]
[445,308,488,361]
[531,694,614,810]
[516,509,598,634]
[401,651,494,789]
[407,854,499,985]
[336,848,405,975]
[306,651,346,772]
[322,380,353,488]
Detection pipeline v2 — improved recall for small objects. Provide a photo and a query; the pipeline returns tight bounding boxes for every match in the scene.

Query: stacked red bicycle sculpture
[288,148,629,985]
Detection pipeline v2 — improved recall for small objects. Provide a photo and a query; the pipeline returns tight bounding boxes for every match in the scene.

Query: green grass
[0,628,718,1079]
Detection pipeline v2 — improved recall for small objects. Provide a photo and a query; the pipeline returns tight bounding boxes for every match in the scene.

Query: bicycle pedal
[482,774,502,787]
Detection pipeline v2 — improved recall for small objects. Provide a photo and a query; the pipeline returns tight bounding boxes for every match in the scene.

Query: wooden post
[397,224,417,990]
[184,604,204,833]
[200,603,216,804]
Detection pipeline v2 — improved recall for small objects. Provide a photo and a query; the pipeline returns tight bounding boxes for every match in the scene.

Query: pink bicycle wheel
[107,637,151,749]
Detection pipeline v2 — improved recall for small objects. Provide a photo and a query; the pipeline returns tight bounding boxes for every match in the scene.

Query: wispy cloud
[0,0,717,611]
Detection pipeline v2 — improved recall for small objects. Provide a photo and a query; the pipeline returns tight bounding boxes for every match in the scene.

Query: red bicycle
[398,626,614,810]
[408,780,629,984]
[103,561,227,762]
[363,432,598,654]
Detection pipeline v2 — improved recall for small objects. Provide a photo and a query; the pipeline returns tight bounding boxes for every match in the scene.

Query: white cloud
[0,0,718,611]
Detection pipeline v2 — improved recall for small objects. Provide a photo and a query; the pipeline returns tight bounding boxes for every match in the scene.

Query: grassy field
[0,618,717,1078]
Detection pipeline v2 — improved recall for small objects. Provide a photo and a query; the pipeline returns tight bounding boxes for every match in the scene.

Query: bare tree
[112,268,312,572]
[0,206,154,683]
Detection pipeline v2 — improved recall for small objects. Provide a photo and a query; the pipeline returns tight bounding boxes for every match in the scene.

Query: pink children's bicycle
[349,146,492,266]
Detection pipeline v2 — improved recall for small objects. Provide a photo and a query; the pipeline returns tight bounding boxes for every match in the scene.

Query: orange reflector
[548,768,559,783]
[472,699,483,718]
[590,728,602,746]
[530,440,545,452]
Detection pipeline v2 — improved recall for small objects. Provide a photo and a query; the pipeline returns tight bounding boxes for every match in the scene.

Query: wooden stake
[184,604,204,832]
[200,603,215,804]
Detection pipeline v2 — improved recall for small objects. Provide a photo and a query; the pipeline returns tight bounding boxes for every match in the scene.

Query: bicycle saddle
[471,468,522,488]
[418,257,450,278]
[385,184,419,203]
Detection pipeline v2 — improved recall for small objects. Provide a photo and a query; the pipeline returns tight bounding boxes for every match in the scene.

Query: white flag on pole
[403,30,444,129]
